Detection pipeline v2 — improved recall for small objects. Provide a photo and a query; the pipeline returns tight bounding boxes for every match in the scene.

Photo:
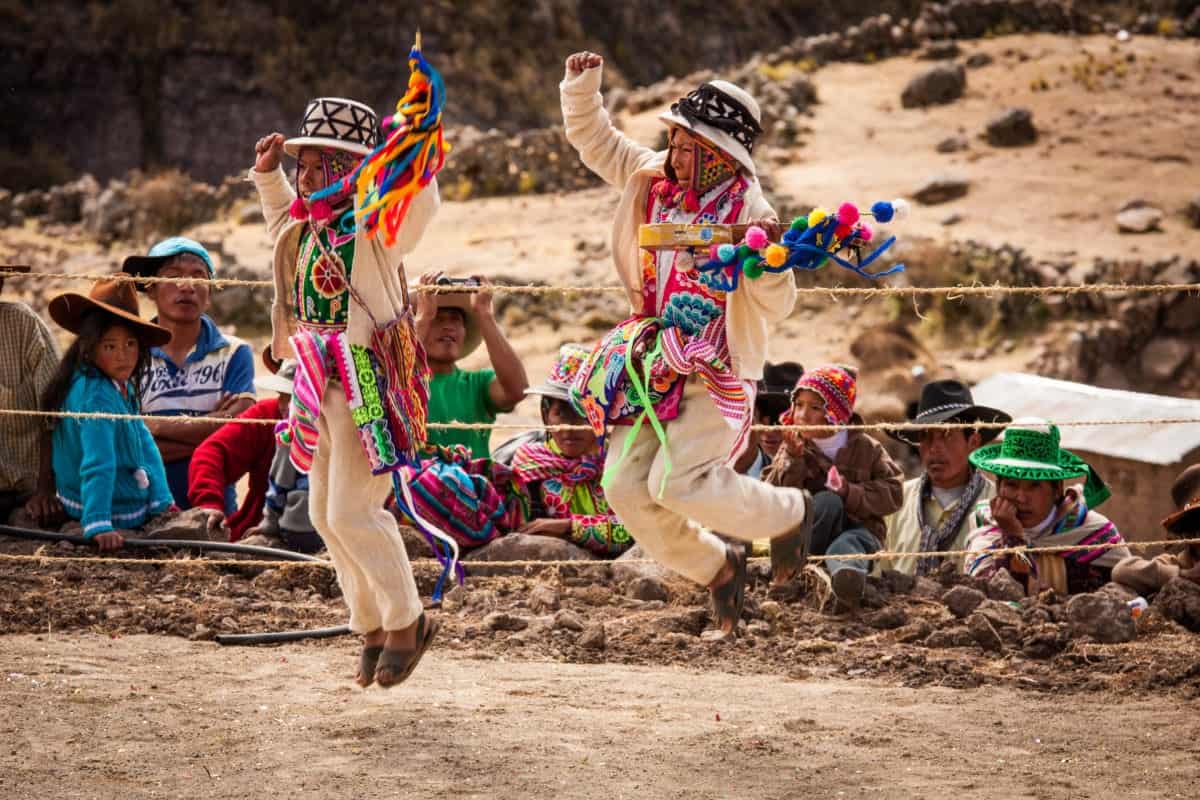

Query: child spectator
[965,418,1130,595]
[187,350,293,542]
[764,365,904,608]
[509,344,632,557]
[43,279,176,550]
[1113,464,1200,593]
[415,271,529,457]
[122,237,256,510]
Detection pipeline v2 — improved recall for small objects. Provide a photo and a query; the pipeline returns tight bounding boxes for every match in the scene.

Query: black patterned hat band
[670,83,763,153]
[284,97,379,157]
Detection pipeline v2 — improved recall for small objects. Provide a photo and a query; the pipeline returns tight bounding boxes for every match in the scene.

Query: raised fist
[254,132,286,173]
[565,51,603,75]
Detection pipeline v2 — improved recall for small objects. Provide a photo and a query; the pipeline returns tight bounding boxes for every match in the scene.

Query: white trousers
[308,390,421,634]
[604,380,808,585]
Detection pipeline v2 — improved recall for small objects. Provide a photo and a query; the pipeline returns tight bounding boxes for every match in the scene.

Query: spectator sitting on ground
[122,237,256,511]
[879,380,1011,577]
[763,365,904,609]
[508,344,632,557]
[415,271,528,458]
[188,348,294,543]
[0,264,63,527]
[42,279,177,550]
[1113,464,1200,594]
[965,418,1129,596]
[734,360,804,477]
[236,357,321,554]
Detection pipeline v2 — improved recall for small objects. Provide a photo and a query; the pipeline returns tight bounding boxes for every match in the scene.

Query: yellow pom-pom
[808,207,828,226]
[764,244,788,268]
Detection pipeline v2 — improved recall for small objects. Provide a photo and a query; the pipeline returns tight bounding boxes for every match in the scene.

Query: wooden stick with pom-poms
[698,199,908,291]
[307,32,449,246]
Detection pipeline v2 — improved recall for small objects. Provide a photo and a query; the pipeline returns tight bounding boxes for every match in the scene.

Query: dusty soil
[4,561,1200,800]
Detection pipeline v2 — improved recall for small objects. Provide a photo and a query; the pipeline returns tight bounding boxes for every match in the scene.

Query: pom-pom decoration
[891,198,911,221]
[307,32,449,246]
[695,199,907,291]
[745,225,770,250]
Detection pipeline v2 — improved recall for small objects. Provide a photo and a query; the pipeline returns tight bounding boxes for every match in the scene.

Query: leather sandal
[709,542,747,638]
[374,613,440,689]
[355,645,384,688]
[770,489,814,585]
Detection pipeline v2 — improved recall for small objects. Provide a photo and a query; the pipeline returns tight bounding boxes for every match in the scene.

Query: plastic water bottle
[1127,597,1148,619]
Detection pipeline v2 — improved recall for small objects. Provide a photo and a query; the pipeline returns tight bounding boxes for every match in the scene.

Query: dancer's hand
[747,218,782,242]
[255,133,286,173]
[92,531,126,552]
[566,52,603,75]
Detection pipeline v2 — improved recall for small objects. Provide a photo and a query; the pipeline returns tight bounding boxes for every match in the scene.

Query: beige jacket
[250,165,439,359]
[559,66,796,381]
[878,475,996,575]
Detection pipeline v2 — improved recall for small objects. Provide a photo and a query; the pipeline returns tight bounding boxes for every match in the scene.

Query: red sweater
[188,397,281,541]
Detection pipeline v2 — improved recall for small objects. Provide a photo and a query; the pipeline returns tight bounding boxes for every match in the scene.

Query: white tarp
[971,372,1200,466]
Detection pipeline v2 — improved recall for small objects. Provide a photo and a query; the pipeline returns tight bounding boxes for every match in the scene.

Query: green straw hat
[969,418,1087,481]
[969,417,1111,508]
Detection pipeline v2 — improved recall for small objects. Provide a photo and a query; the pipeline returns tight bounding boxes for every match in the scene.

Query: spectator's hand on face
[254,133,286,173]
[92,531,126,552]
[519,518,572,538]
[469,275,494,320]
[24,492,64,528]
[990,496,1024,540]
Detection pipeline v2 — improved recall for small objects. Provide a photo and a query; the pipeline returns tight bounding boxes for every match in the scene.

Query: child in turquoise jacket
[45,279,176,549]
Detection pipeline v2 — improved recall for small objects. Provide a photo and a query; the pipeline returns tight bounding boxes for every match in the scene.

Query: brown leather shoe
[770,489,813,586]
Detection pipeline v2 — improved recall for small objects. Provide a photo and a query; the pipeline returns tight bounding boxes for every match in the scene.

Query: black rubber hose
[215,625,352,646]
[0,524,325,563]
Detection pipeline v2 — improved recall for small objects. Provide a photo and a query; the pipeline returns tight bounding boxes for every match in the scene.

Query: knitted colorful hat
[526,343,591,402]
[791,365,857,426]
[968,418,1090,483]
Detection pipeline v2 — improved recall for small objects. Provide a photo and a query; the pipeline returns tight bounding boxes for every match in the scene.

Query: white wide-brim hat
[284,97,379,158]
[255,360,297,396]
[658,79,762,176]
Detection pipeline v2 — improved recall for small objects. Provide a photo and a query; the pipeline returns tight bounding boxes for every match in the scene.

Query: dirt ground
[3,539,1200,799]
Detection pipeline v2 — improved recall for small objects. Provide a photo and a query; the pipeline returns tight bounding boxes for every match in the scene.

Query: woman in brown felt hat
[42,278,176,551]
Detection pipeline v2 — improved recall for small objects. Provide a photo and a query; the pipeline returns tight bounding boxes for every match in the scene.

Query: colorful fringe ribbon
[308,33,449,246]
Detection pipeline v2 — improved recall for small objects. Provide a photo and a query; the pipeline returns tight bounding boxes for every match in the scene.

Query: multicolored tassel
[308,32,450,246]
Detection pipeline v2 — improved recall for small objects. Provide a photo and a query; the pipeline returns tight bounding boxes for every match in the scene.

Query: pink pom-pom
[745,226,769,250]
[834,223,853,240]
[309,199,333,223]
[837,203,860,226]
[859,224,874,242]
[708,244,722,261]
[289,196,308,220]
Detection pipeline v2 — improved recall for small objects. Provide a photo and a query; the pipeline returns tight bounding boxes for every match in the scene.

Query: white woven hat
[659,80,762,175]
[284,97,379,157]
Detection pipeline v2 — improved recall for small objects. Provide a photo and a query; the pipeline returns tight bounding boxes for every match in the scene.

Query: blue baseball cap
[121,236,215,287]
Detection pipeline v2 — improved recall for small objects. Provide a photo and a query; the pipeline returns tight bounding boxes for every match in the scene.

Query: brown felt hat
[1163,464,1200,535]
[48,277,172,347]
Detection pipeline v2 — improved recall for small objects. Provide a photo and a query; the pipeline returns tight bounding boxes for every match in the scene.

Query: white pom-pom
[134,468,150,490]
[891,198,911,222]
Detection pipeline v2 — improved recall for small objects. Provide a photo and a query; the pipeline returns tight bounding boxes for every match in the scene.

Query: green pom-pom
[742,257,765,279]
[790,216,809,231]
[735,244,754,261]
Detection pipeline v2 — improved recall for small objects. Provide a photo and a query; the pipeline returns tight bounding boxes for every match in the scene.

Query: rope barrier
[2,536,1195,571]
[3,267,1199,299]
[2,406,1199,433]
